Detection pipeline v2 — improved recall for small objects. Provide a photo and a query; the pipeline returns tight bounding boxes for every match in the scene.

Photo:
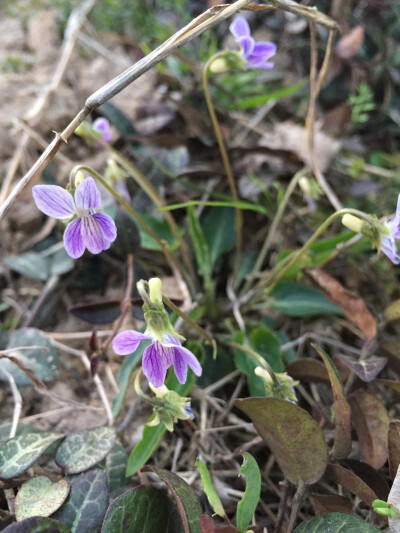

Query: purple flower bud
[32,177,117,259]
[92,117,112,144]
[229,16,277,70]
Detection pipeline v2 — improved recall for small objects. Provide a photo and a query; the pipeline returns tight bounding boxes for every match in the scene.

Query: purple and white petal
[250,41,277,62]
[381,236,400,265]
[247,60,275,70]
[75,177,102,211]
[81,215,108,254]
[91,212,117,243]
[238,36,255,59]
[93,118,112,143]
[32,185,76,219]
[112,330,152,355]
[172,345,202,384]
[64,217,85,259]
[142,343,169,387]
[386,194,400,239]
[163,334,182,347]
[229,16,250,40]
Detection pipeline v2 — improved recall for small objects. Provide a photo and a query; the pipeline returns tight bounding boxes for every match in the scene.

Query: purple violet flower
[229,16,276,70]
[93,117,112,143]
[32,177,117,259]
[112,330,202,388]
[381,195,400,264]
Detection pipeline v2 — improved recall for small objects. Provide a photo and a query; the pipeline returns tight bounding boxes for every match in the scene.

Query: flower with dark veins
[381,196,400,264]
[32,176,117,259]
[113,330,202,388]
[229,16,276,70]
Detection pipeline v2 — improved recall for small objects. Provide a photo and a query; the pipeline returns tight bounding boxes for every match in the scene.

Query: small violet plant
[113,277,202,388]
[229,16,276,70]
[342,195,400,264]
[32,176,117,259]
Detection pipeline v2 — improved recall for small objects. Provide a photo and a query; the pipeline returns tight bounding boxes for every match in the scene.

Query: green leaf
[53,469,109,533]
[136,212,179,251]
[161,200,267,216]
[3,252,50,281]
[101,485,183,533]
[233,328,283,396]
[235,398,328,486]
[235,81,305,110]
[195,459,225,519]
[0,432,64,480]
[112,341,150,416]
[142,467,202,533]
[268,282,343,317]
[0,328,58,386]
[99,102,137,137]
[3,516,70,533]
[187,206,212,283]
[49,248,75,276]
[100,443,128,494]
[55,427,116,475]
[236,453,261,533]
[202,207,236,267]
[15,476,70,521]
[293,512,381,532]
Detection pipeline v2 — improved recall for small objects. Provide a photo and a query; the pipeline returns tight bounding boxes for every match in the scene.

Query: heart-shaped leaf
[334,354,387,383]
[100,443,128,494]
[55,427,116,474]
[313,344,351,459]
[3,516,70,533]
[235,398,328,486]
[53,469,109,533]
[142,467,202,533]
[0,328,58,386]
[349,389,389,469]
[294,512,381,532]
[101,485,183,533]
[236,453,261,533]
[15,476,70,521]
[0,432,64,480]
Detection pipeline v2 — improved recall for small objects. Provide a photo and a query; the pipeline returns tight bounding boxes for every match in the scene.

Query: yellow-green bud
[209,57,230,74]
[342,214,363,233]
[149,277,163,305]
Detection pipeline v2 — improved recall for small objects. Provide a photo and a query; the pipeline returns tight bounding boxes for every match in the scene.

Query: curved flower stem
[241,169,307,295]
[202,53,242,287]
[142,280,217,358]
[222,340,280,387]
[70,165,188,284]
[249,208,376,306]
[89,135,196,288]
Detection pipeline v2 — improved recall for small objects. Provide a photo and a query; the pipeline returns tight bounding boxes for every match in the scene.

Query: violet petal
[64,217,85,259]
[386,194,400,239]
[75,177,102,211]
[250,41,277,61]
[93,118,112,143]
[112,330,152,355]
[81,215,108,254]
[142,342,169,387]
[91,212,117,243]
[171,345,202,384]
[381,235,400,264]
[229,16,250,40]
[32,185,76,219]
[247,61,275,70]
[238,36,255,59]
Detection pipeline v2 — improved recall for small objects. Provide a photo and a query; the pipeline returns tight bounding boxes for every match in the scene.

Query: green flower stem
[90,136,196,287]
[250,208,376,306]
[142,280,217,358]
[202,53,242,287]
[241,169,307,295]
[70,165,187,282]
[222,340,280,387]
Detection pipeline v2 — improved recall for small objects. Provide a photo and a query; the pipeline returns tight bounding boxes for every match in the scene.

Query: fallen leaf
[336,26,365,59]
[305,268,377,339]
[334,354,387,382]
[312,494,352,515]
[286,358,329,383]
[349,389,390,469]
[199,515,238,533]
[389,421,400,481]
[343,459,389,500]
[326,464,377,506]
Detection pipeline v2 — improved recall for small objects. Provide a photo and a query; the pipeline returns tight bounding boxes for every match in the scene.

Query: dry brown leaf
[259,121,340,172]
[305,268,377,339]
[336,25,365,59]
